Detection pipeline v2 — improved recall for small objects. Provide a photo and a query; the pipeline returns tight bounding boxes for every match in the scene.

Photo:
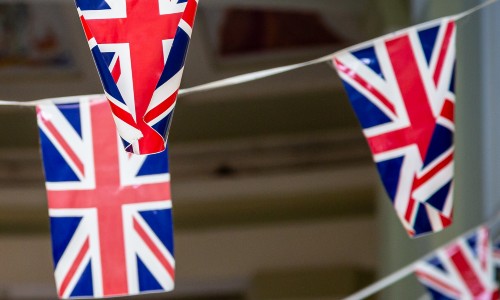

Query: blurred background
[0,0,499,299]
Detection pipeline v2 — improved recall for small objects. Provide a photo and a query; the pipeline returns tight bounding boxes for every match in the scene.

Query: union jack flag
[333,18,456,237]
[37,97,175,299]
[415,227,499,299]
[75,0,198,155]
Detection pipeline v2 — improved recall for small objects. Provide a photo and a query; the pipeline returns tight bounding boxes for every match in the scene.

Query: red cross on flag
[333,18,456,237]
[76,0,198,154]
[37,97,175,298]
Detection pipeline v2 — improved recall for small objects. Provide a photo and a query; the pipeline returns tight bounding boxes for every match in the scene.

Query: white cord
[179,54,335,96]
[341,212,500,300]
[342,262,418,300]
[0,94,104,107]
[454,0,499,21]
[0,0,496,107]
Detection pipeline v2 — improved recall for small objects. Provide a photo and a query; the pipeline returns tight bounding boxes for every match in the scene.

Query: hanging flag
[415,227,499,299]
[75,0,198,155]
[333,18,456,237]
[37,97,175,299]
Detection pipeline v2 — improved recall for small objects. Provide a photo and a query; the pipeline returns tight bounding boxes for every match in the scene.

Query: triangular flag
[415,227,499,299]
[75,0,198,154]
[333,18,456,237]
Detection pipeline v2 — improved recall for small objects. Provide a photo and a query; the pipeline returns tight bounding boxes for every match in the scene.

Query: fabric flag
[75,0,198,155]
[333,18,456,237]
[415,227,499,299]
[37,97,175,299]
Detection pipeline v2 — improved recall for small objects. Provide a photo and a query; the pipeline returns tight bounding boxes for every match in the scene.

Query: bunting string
[0,0,498,298]
[454,0,498,20]
[0,0,495,107]
[0,94,104,107]
[179,53,335,96]
[181,0,498,97]
[342,212,500,300]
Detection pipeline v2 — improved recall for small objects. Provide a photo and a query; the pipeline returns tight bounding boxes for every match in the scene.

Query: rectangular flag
[333,18,456,237]
[415,227,499,299]
[37,97,175,299]
[75,0,198,155]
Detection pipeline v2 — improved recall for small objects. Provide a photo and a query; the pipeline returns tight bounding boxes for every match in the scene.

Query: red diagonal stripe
[80,16,93,41]
[58,238,90,297]
[448,244,486,297]
[144,90,178,124]
[433,21,455,86]
[406,151,453,223]
[335,58,396,116]
[41,117,85,177]
[413,151,454,190]
[107,100,137,128]
[415,270,461,297]
[111,57,121,83]
[440,213,453,228]
[133,218,175,280]
[405,197,417,223]
[441,99,454,123]
[182,0,198,28]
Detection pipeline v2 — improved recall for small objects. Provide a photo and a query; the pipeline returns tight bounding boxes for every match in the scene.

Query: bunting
[415,227,499,299]
[333,18,456,237]
[0,1,497,299]
[75,0,198,154]
[37,97,175,298]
